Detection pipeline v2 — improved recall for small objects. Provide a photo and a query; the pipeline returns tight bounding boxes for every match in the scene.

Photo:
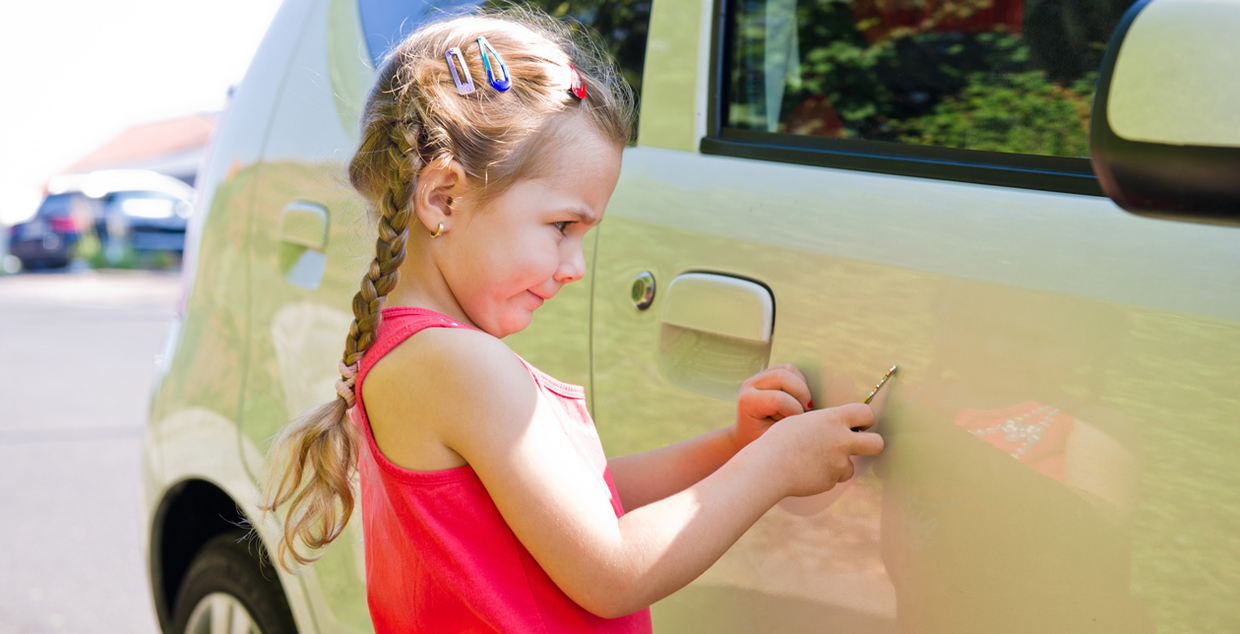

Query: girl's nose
[555,244,586,284]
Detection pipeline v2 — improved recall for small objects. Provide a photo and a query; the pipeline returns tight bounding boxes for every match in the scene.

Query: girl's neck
[385,287,473,327]
[384,246,478,329]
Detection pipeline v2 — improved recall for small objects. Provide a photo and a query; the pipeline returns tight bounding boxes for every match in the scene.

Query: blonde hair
[259,5,634,570]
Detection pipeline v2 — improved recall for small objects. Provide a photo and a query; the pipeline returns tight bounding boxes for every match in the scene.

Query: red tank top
[348,306,653,633]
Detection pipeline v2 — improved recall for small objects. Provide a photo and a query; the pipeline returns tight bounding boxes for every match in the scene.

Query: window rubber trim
[700,0,1105,198]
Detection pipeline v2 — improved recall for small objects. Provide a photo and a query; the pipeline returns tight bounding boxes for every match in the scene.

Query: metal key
[853,365,898,431]
[862,365,899,405]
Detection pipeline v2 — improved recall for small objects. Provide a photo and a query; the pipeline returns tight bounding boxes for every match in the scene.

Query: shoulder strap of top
[357,307,478,384]
[350,307,481,482]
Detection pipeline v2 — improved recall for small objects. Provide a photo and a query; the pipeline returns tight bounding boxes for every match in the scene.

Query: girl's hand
[766,403,883,498]
[733,363,814,450]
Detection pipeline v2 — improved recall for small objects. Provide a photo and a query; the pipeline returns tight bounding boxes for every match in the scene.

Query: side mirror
[1090,0,1240,226]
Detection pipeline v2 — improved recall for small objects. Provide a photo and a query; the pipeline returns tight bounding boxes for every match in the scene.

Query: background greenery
[732,0,1134,157]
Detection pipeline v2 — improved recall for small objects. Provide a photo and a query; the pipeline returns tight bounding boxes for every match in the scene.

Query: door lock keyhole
[631,271,656,310]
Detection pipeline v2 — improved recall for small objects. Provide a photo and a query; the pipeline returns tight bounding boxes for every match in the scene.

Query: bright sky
[0,0,286,225]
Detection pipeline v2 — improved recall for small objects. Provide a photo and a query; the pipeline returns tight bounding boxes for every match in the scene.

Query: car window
[36,193,74,218]
[107,192,183,219]
[36,192,102,221]
[726,0,1136,158]
[358,0,650,142]
[497,0,651,137]
[358,0,484,67]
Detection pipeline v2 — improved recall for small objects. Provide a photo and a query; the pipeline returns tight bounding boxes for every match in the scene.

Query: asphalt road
[0,269,179,634]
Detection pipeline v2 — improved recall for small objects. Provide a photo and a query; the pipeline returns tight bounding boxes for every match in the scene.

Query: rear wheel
[170,532,298,634]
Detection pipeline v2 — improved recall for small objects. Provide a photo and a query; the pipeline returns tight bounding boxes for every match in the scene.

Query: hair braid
[343,121,418,374]
[260,114,423,569]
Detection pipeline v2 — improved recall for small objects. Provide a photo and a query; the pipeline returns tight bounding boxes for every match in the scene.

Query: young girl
[261,7,882,632]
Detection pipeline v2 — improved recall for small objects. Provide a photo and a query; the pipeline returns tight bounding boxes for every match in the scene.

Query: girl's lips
[527,290,544,307]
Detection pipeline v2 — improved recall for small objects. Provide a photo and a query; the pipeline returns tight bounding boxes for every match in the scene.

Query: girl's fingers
[752,389,805,422]
[747,364,813,409]
[778,362,809,386]
[838,459,856,483]
[850,431,885,457]
[836,402,875,432]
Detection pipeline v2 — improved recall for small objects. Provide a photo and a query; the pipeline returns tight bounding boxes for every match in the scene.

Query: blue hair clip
[476,36,511,92]
[444,47,475,95]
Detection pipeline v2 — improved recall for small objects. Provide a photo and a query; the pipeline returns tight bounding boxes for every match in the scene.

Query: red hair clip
[567,64,586,100]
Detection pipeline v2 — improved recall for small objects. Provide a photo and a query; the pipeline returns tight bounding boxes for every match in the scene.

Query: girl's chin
[493,310,534,339]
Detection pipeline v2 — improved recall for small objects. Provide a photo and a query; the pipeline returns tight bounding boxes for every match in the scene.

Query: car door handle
[279,202,329,249]
[660,273,774,343]
[278,202,329,289]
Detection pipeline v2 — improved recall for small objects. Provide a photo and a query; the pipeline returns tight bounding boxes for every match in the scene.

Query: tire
[170,532,299,634]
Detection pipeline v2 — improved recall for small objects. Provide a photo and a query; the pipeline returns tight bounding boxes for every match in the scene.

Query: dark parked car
[7,191,93,269]
[8,170,194,270]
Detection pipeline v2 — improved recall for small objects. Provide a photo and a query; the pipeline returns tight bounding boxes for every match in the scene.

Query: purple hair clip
[445,47,475,95]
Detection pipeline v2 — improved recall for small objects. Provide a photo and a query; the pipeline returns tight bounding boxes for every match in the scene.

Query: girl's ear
[413,158,470,231]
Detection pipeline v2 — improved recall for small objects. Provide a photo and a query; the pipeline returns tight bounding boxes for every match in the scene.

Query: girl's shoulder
[367,312,530,399]
[365,306,511,380]
[374,320,521,382]
[362,317,541,457]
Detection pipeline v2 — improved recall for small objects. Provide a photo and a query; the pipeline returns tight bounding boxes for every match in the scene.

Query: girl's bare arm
[397,329,880,619]
[606,427,739,513]
[607,364,815,511]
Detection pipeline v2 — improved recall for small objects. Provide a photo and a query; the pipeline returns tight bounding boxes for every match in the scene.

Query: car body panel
[639,0,711,151]
[143,0,1240,632]
[142,0,323,629]
[592,145,1240,631]
[233,0,374,631]
[7,228,73,266]
[157,407,321,634]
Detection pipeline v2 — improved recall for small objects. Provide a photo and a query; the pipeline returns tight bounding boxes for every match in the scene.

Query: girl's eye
[552,221,572,235]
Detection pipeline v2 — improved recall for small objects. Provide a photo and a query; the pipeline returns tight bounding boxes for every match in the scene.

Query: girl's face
[435,116,623,338]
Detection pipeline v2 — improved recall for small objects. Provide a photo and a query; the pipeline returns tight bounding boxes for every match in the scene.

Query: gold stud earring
[430,222,444,238]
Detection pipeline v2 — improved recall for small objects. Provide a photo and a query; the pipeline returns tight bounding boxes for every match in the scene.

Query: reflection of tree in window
[489,0,651,143]
[729,0,1136,157]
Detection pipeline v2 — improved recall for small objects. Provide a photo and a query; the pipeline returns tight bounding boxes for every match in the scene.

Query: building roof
[61,113,217,176]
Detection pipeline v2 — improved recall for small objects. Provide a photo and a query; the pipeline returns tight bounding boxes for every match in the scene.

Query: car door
[236,0,376,630]
[591,0,1240,633]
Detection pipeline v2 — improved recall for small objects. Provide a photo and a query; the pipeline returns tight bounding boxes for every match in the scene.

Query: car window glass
[727,0,1137,157]
[358,0,650,143]
[36,193,74,218]
[109,193,180,219]
[490,0,651,141]
[358,0,484,67]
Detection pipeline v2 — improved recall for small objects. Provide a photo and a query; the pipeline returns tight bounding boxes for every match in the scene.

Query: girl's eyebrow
[563,206,600,224]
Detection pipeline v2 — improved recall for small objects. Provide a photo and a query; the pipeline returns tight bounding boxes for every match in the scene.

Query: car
[7,190,93,269]
[8,170,194,270]
[102,189,194,256]
[142,0,1239,632]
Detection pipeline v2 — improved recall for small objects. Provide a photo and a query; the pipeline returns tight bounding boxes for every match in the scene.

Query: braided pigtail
[259,104,424,570]
[343,117,420,373]
[259,6,634,572]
